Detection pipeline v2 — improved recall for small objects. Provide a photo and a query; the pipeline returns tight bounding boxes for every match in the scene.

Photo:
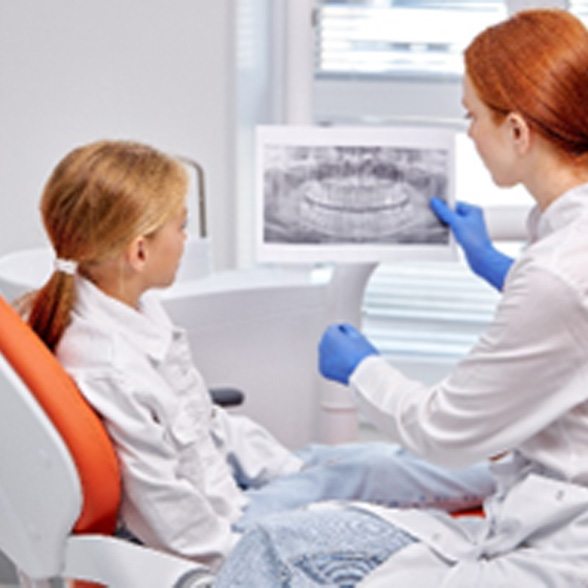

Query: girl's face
[143,206,188,289]
[462,75,519,188]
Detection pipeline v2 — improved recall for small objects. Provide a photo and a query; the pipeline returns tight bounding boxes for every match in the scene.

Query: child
[26,140,492,571]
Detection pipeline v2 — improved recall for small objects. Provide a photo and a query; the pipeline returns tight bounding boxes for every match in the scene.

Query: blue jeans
[219,444,494,586]
[236,442,494,532]
[216,506,415,587]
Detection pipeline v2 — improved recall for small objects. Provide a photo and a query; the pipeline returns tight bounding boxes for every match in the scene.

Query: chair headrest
[0,296,121,534]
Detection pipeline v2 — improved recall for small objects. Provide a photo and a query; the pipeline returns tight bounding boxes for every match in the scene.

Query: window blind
[570,0,588,20]
[362,260,500,382]
[315,0,506,78]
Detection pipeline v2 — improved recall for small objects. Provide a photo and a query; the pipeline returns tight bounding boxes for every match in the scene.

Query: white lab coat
[57,277,302,569]
[353,183,588,586]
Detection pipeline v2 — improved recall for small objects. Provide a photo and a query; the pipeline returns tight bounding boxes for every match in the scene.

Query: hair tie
[54,258,78,276]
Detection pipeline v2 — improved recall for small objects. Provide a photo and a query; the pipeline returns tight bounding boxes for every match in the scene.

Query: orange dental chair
[0,295,213,587]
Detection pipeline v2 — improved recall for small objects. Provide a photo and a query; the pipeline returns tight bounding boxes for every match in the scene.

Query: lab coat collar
[532,182,588,241]
[74,276,176,363]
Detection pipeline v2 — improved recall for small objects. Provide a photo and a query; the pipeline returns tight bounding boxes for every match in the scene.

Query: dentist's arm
[319,323,379,385]
[430,198,514,291]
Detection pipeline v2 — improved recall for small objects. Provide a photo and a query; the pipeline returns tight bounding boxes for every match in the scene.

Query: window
[571,0,588,19]
[362,260,501,382]
[312,1,527,379]
[315,0,506,79]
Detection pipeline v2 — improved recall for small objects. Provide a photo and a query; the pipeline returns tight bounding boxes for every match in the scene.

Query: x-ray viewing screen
[255,125,457,263]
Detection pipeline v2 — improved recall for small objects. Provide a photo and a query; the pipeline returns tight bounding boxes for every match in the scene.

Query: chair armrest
[64,535,213,587]
[209,387,245,408]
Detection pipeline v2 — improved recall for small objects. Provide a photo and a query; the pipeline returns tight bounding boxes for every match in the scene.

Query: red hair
[465,9,588,161]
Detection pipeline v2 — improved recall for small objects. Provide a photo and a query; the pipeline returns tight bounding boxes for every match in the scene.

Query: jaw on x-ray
[256,126,455,263]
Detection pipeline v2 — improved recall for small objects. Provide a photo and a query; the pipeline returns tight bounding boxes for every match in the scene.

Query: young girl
[217,8,588,587]
[26,140,492,572]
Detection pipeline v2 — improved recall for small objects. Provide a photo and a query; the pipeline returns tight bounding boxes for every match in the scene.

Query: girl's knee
[334,442,404,473]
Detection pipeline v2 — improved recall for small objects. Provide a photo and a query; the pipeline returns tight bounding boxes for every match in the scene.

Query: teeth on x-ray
[263,145,449,245]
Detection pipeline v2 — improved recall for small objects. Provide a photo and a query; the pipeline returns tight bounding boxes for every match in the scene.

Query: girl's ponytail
[28,269,77,351]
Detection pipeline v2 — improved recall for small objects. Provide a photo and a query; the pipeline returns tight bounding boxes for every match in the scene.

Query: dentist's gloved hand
[319,323,379,385]
[430,197,514,291]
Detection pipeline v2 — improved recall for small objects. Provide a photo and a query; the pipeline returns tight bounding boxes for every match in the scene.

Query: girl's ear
[125,235,149,273]
[506,112,531,156]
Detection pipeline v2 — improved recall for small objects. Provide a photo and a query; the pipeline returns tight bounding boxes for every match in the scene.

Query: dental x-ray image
[256,126,456,263]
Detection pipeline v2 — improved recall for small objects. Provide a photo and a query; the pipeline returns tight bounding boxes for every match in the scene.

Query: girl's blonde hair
[28,140,188,350]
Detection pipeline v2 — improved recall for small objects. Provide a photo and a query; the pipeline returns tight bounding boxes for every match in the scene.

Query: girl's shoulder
[57,315,125,372]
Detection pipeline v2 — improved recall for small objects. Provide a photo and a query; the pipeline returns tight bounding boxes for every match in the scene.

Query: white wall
[0,0,237,268]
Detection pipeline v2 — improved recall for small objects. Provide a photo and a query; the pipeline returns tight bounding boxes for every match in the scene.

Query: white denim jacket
[352,183,588,586]
[57,278,302,569]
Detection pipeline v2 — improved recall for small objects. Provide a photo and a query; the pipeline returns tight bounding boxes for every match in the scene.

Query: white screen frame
[255,125,457,264]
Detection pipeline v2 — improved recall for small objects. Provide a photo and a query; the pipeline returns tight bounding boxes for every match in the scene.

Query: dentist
[217,9,588,587]
[319,8,588,586]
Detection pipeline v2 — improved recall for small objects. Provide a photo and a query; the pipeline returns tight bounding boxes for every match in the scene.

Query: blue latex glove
[318,323,379,385]
[430,197,514,291]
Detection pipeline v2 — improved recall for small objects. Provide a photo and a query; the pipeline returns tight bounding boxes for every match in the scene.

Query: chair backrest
[0,247,52,301]
[0,296,121,578]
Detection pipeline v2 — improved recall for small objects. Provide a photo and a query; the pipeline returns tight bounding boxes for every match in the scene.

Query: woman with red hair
[217,9,588,586]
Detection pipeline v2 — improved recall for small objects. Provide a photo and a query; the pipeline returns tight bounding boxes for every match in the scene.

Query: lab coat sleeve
[73,370,239,569]
[210,407,303,488]
[350,260,588,468]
